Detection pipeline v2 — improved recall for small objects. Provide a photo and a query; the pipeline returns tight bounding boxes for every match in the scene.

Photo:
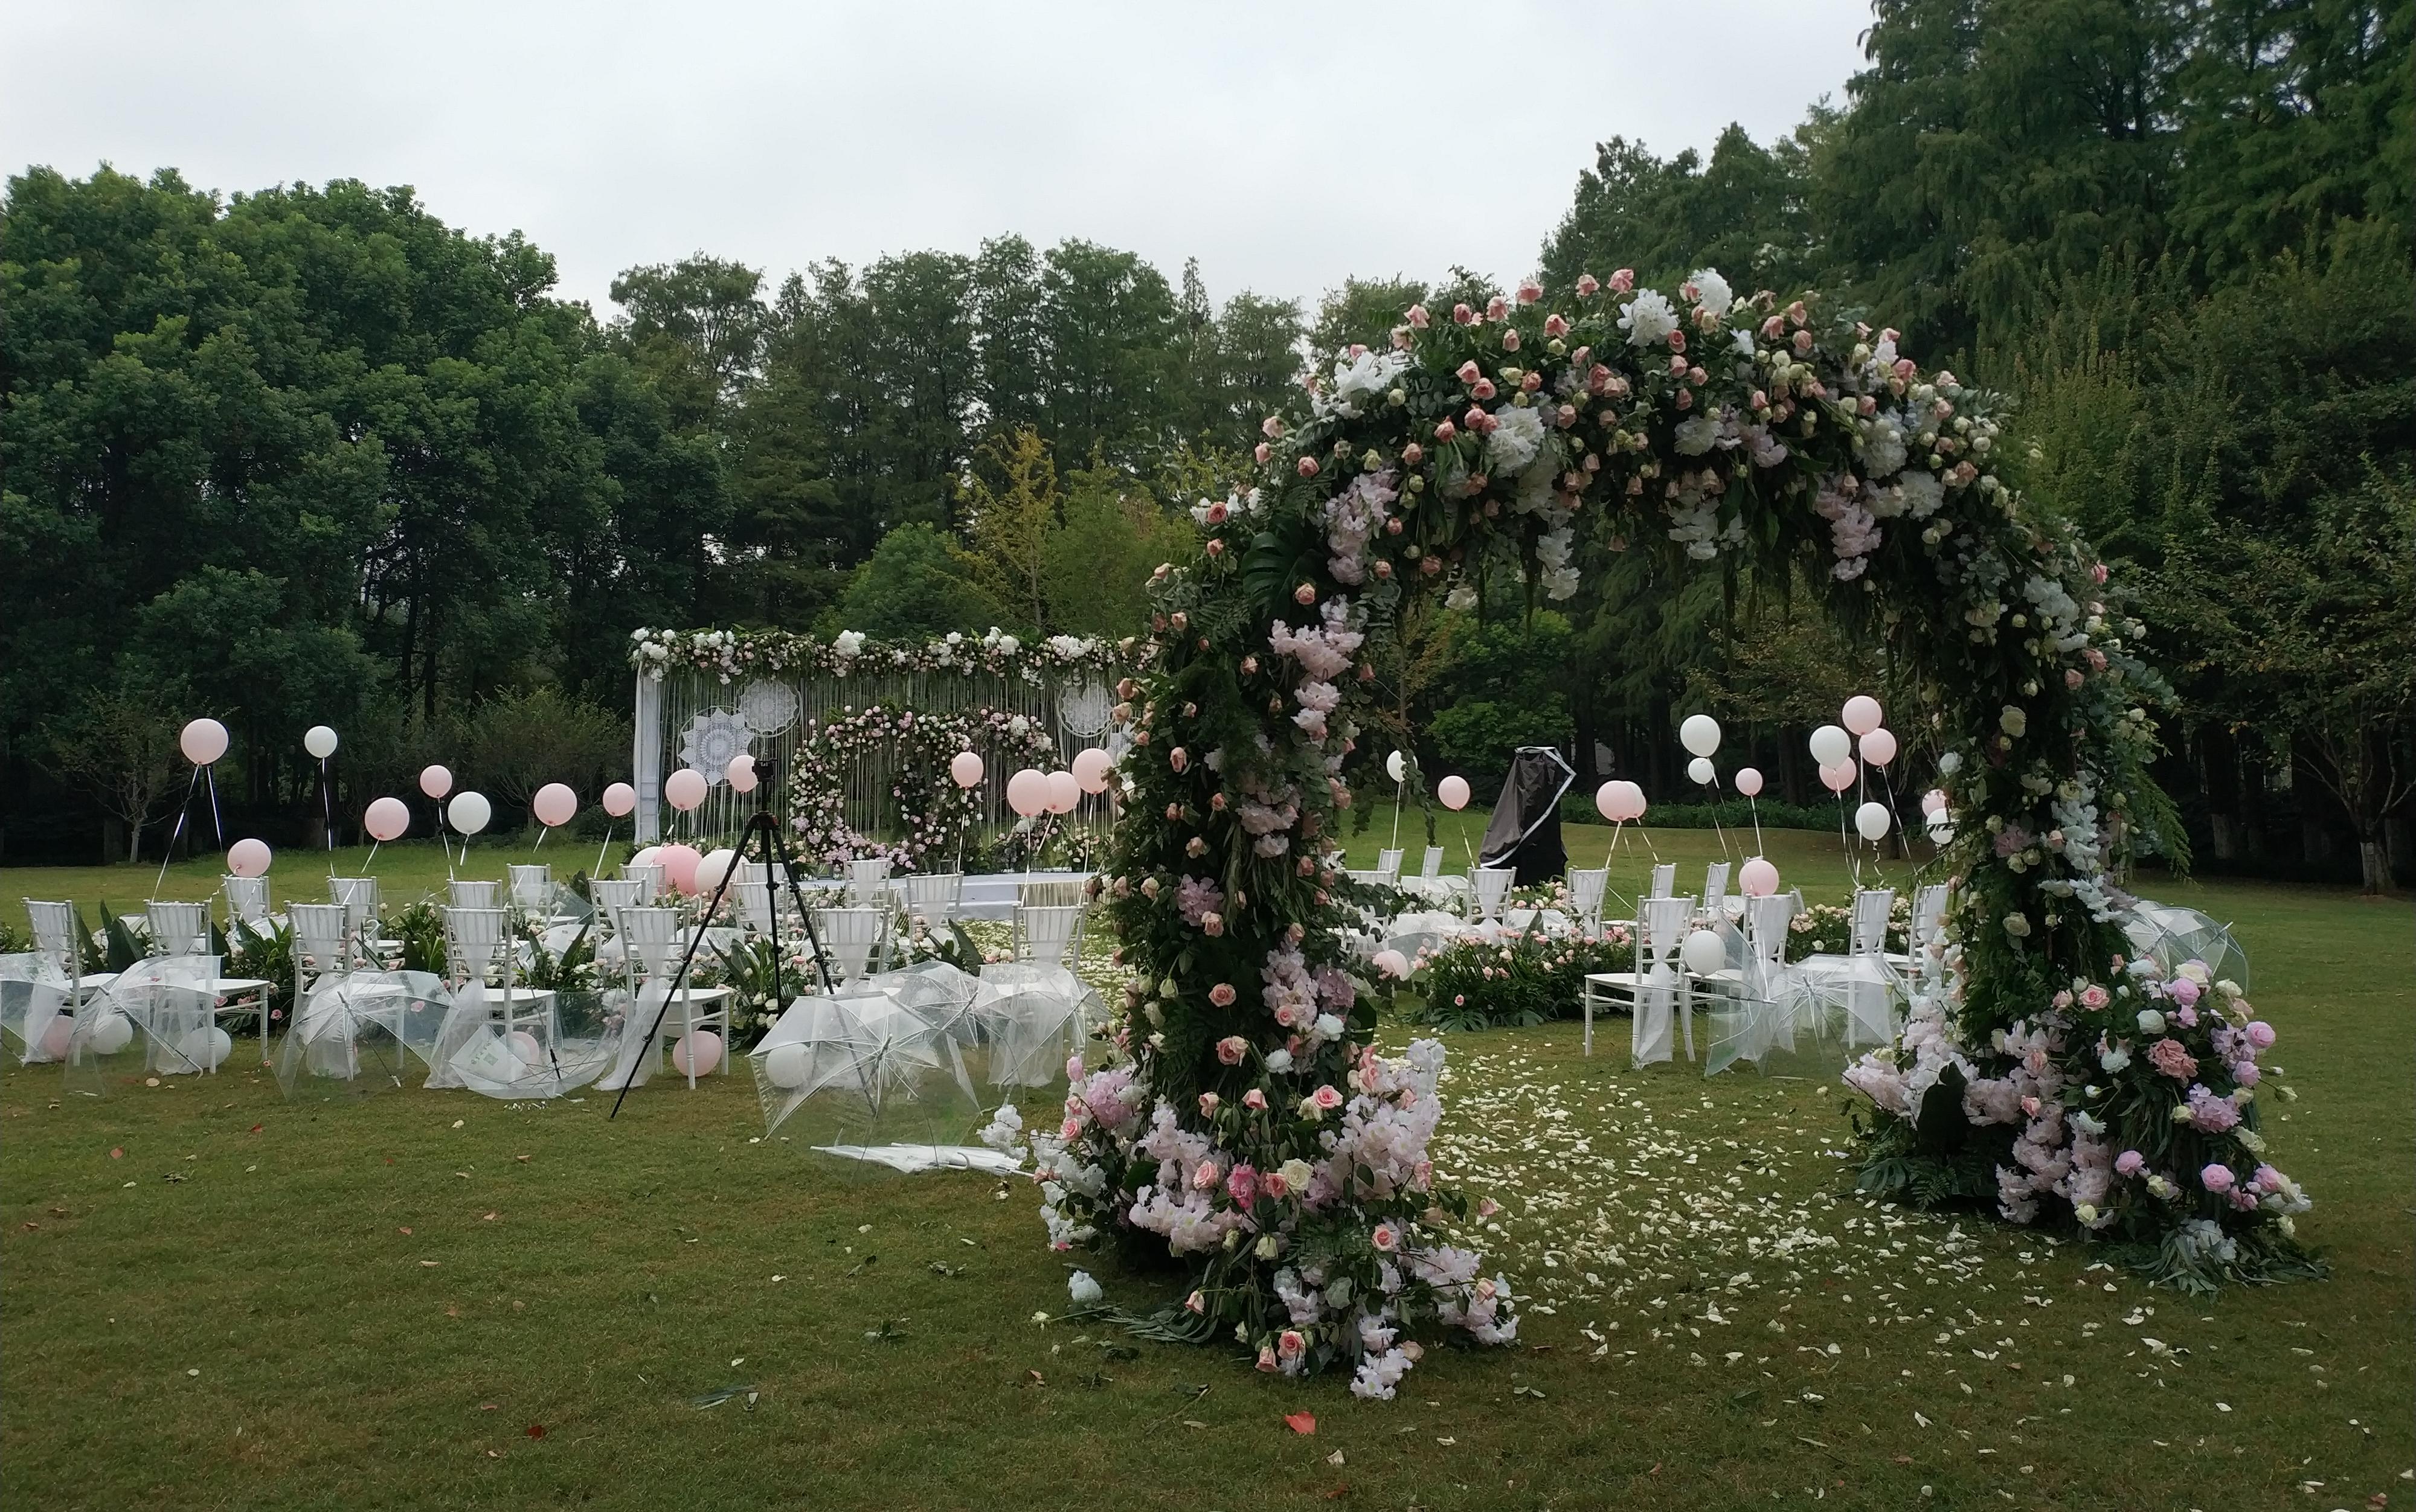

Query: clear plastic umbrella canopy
[425,978,626,1100]
[2121,900,2250,988]
[748,966,988,1159]
[62,957,228,1095]
[274,970,451,1101]
[0,955,74,1065]
[970,963,1104,1090]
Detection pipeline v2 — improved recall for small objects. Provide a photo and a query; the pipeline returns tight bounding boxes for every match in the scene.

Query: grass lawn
[3,827,2409,1510]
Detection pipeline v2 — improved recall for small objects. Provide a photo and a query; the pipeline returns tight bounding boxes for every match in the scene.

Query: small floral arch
[786,705,1058,870]
[983,267,2311,1398]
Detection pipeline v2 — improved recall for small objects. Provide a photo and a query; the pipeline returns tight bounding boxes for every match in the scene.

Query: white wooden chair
[222,875,271,929]
[330,877,382,966]
[622,863,664,902]
[147,899,272,1065]
[1799,888,1900,1048]
[1648,862,1676,900]
[449,879,499,910]
[1567,867,1610,935]
[442,906,553,1046]
[1375,848,1404,886]
[904,872,963,931]
[1888,883,1949,978]
[590,879,647,933]
[811,906,893,985]
[24,899,114,1011]
[1420,846,1445,880]
[507,864,554,915]
[1582,895,1695,1062]
[1013,903,1085,969]
[1471,865,1515,922]
[846,858,893,908]
[1700,861,1732,924]
[614,905,733,1087]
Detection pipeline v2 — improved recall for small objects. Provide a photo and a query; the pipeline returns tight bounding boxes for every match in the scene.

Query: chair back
[904,872,963,928]
[1420,845,1444,879]
[442,907,513,989]
[623,863,664,902]
[590,879,646,929]
[1648,863,1676,900]
[846,858,892,908]
[811,907,891,984]
[1744,894,1794,968]
[508,864,553,914]
[1014,903,1085,968]
[1909,883,1949,952]
[1473,866,1515,921]
[1640,895,1693,964]
[1851,888,1895,956]
[146,900,211,958]
[289,904,351,996]
[449,879,499,910]
[223,875,271,924]
[1701,862,1731,919]
[734,875,779,934]
[614,906,686,984]
[1375,848,1403,885]
[330,877,379,947]
[1017,877,1088,910]
[1567,868,1610,928]
[24,900,83,978]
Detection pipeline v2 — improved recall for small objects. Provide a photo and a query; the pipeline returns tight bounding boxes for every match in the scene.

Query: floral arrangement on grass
[785,705,1058,871]
[978,261,2301,1398]
[629,625,1116,684]
[1409,926,1634,1032]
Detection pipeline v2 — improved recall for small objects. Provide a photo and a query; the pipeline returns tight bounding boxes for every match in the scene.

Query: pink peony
[1451,303,1474,325]
[2245,1020,2275,1050]
[2167,976,2201,1008]
[2146,1037,2199,1080]
[2115,1149,2145,1176]
[1226,1163,1258,1208]
[2200,1163,2235,1194]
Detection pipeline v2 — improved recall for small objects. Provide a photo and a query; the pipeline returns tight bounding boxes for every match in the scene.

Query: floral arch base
[987,269,2317,1395]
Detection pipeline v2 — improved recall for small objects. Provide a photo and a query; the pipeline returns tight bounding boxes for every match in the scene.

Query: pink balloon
[1819,761,1858,794]
[1371,949,1410,980]
[725,755,758,795]
[226,838,272,877]
[419,764,453,800]
[1618,781,1648,822]
[1733,766,1764,798]
[602,782,637,818]
[506,1030,544,1065]
[1859,728,1898,767]
[1006,768,1049,818]
[1046,770,1081,815]
[1595,781,1621,821]
[1842,696,1883,736]
[657,843,702,895]
[1739,857,1780,897]
[1071,747,1112,794]
[949,751,985,789]
[532,783,578,827]
[1921,788,1949,816]
[38,1013,72,1059]
[664,769,708,812]
[364,796,411,842]
[179,717,230,766]
[1437,775,1471,812]
[672,1031,724,1077]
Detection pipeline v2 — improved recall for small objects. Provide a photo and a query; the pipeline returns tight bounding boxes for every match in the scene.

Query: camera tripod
[609,756,836,1119]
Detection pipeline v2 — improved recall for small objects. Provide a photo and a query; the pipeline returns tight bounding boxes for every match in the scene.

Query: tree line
[2,0,2408,883]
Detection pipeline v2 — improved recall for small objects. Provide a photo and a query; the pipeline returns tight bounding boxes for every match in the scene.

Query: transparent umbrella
[0,955,73,1065]
[63,957,226,1095]
[273,970,451,1101]
[971,963,1104,1091]
[2121,900,2250,989]
[749,969,992,1166]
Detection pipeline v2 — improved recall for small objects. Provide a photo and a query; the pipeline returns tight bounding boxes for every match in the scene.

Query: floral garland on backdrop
[629,626,1116,684]
[978,264,2315,1397]
[786,705,1060,870]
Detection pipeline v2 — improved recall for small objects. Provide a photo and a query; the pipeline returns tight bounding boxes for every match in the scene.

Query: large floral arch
[997,269,2312,1396]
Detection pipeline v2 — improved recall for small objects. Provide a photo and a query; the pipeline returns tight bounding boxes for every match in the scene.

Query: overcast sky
[4,1,1871,318]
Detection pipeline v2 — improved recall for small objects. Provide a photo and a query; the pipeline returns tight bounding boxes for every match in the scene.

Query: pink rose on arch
[1793,328,1814,354]
[2115,1149,2145,1177]
[1242,1088,1267,1111]
[1371,1222,1400,1252]
[1451,302,1476,324]
[1296,455,1320,478]
[1471,377,1497,400]
[1500,328,1520,351]
[1666,328,1686,354]
[1209,982,1238,1009]
[2146,1037,2198,1080]
[2252,1164,2283,1193]
[1226,1163,1258,1208]
[1311,1084,1344,1112]
[2167,976,2201,1008]
[1191,1161,1221,1192]
[1278,1328,1306,1360]
[1608,268,1635,292]
[1544,313,1568,336]
[1255,1345,1277,1372]
[1407,303,1430,327]
[1059,1117,1083,1140]
[1576,273,1600,295]
[1456,359,1481,383]
[1433,418,1457,443]
[1516,279,1543,304]
[2246,1020,2275,1050]
[1253,442,1271,465]
[2200,1163,2235,1194]
[1485,295,1508,321]
[1215,1033,1246,1063]
[2080,984,2110,1010]
[1185,1290,1206,1314]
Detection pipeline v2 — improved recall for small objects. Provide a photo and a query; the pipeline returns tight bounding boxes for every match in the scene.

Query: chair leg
[1582,989,1593,1057]
[1680,980,1697,1062]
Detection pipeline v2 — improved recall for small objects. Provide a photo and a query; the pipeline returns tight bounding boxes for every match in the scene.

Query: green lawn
[3,830,2410,1510]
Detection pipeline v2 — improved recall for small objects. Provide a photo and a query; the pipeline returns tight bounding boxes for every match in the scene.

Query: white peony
[1324,348,1409,420]
[1485,405,1548,475]
[832,630,864,658]
[1618,290,1678,347]
[1686,267,1733,316]
[1674,416,1721,456]
[1067,1270,1103,1306]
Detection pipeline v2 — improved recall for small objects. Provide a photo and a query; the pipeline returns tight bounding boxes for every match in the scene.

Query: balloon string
[595,822,614,880]
[1705,775,1735,862]
[365,839,381,871]
[155,767,202,898]
[1749,794,1765,857]
[205,765,225,850]
[1389,781,1403,854]
[321,756,333,851]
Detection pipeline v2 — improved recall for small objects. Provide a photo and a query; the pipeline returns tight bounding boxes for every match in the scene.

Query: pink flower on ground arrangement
[2246,1021,2275,1051]
[1226,1164,1258,1208]
[1371,1222,1399,1252]
[1312,1084,1344,1112]
[2147,1037,2199,1080]
[2115,1150,2145,1177]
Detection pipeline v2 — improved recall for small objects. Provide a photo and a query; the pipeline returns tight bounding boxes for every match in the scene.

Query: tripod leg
[608,820,752,1120]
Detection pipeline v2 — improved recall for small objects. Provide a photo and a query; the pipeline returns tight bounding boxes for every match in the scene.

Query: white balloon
[1680,929,1727,977]
[1926,815,1955,845]
[1808,724,1852,767]
[448,791,492,836]
[694,847,738,897]
[303,725,339,759]
[1386,750,1407,784]
[89,1011,134,1054]
[1855,801,1894,842]
[1686,756,1716,786]
[179,717,230,766]
[1679,714,1722,758]
[764,1040,811,1089]
[182,1026,234,1071]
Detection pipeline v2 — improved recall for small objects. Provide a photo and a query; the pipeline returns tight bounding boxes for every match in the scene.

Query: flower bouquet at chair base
[747,963,1012,1174]
[273,972,451,1101]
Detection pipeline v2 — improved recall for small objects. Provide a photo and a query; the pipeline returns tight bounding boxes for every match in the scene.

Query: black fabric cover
[1477,747,1575,884]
